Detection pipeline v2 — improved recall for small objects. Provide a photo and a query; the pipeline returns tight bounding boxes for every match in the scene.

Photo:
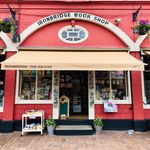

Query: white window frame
[0,97,4,112]
[141,55,150,109]
[94,71,132,104]
[58,25,88,44]
[15,70,53,104]
[0,103,4,112]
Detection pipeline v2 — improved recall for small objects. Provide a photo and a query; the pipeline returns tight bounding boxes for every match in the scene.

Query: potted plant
[133,19,150,35]
[93,118,103,135]
[0,18,15,33]
[45,118,56,136]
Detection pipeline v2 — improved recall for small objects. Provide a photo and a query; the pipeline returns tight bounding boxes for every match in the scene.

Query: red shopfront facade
[0,0,150,133]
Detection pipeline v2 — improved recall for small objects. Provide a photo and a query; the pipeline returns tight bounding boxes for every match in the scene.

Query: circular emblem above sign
[58,25,88,44]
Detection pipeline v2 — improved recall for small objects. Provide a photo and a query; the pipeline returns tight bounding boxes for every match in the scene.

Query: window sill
[94,100,131,104]
[143,104,150,109]
[15,100,53,104]
[0,107,3,112]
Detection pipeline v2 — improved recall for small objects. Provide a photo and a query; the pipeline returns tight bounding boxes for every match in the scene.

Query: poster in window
[104,100,118,112]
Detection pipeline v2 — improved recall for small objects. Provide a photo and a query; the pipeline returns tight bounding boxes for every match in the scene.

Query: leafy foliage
[93,118,103,127]
[45,118,56,127]
[133,19,150,35]
[0,18,15,34]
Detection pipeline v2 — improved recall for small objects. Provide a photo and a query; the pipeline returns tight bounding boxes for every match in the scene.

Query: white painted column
[88,71,95,119]
[52,71,60,119]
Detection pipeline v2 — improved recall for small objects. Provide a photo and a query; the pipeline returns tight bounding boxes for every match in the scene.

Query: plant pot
[2,25,11,33]
[139,25,148,35]
[133,28,139,34]
[95,126,103,135]
[47,126,54,136]
[0,24,3,32]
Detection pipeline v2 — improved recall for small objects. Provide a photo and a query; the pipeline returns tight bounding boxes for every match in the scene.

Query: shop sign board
[37,12,109,27]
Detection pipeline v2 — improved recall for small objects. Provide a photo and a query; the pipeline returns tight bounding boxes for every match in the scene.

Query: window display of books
[24,123,42,130]
[96,71,127,100]
[111,71,125,79]
[0,90,3,107]
[19,70,52,100]
[25,109,44,115]
[0,70,5,107]
[96,88,110,100]
[60,74,72,88]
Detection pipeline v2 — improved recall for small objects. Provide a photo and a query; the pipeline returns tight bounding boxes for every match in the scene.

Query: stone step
[55,125,94,135]
[55,119,93,125]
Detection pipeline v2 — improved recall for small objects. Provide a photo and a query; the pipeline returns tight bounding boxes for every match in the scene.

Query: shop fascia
[37,12,109,27]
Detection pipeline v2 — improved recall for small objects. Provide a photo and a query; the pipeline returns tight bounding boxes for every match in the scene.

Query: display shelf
[21,110,44,136]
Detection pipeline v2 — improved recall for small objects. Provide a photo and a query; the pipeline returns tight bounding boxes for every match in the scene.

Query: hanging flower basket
[133,20,150,36]
[0,18,15,34]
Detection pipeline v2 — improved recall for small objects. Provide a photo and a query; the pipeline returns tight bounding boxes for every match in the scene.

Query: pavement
[0,131,150,150]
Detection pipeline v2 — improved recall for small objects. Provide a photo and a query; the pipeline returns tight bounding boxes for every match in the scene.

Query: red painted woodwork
[3,52,16,121]
[21,20,126,48]
[0,39,5,48]
[0,113,3,120]
[14,104,53,120]
[130,52,144,120]
[95,104,133,119]
[144,110,150,119]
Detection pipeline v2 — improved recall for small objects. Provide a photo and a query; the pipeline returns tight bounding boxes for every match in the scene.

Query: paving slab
[0,131,150,150]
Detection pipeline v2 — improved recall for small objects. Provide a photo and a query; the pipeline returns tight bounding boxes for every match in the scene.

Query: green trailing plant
[45,118,56,127]
[93,118,103,127]
[0,18,15,34]
[133,19,150,36]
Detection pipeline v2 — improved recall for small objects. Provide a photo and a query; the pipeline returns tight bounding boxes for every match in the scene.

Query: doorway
[59,71,88,119]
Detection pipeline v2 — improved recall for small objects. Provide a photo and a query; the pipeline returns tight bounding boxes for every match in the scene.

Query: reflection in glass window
[0,70,5,107]
[95,71,128,100]
[143,55,150,104]
[18,70,52,100]
[0,54,6,107]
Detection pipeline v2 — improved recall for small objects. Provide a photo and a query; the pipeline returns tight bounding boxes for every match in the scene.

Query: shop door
[59,71,88,116]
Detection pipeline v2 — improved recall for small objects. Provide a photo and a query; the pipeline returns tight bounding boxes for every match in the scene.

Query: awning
[1,51,144,71]
[144,51,150,55]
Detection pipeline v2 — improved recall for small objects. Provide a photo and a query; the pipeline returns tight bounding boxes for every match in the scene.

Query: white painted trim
[17,12,137,51]
[0,95,4,112]
[58,25,88,44]
[127,71,132,104]
[94,71,132,104]
[135,35,147,51]
[143,105,150,109]
[52,71,60,119]
[0,32,18,52]
[94,99,132,104]
[88,71,95,120]
[141,56,150,109]
[15,71,19,102]
[0,107,3,112]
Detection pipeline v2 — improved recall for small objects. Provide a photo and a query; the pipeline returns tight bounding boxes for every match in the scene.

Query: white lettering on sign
[37,12,109,27]
[3,65,52,70]
[4,65,28,68]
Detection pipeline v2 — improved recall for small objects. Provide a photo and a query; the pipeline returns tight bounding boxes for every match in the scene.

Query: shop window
[18,70,52,100]
[58,25,88,44]
[95,71,128,101]
[143,55,150,104]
